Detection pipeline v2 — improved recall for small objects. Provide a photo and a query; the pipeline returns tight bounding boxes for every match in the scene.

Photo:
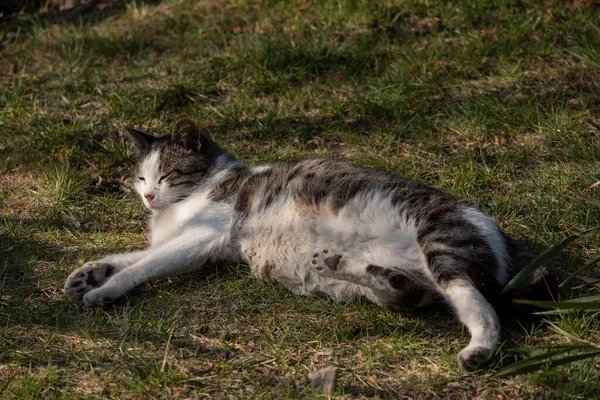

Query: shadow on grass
[0,0,164,40]
[0,220,61,295]
[209,115,377,144]
[0,216,127,325]
[254,36,392,85]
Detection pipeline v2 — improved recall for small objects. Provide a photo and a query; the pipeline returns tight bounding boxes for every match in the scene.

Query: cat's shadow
[136,246,559,375]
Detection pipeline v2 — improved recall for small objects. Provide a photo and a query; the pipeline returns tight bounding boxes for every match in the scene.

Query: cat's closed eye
[158,171,174,184]
[138,177,145,181]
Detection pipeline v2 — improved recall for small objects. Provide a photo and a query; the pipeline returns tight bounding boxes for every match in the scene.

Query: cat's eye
[158,171,174,184]
[138,177,145,181]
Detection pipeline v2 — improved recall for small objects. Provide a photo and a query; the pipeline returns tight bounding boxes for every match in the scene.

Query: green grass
[1,0,600,398]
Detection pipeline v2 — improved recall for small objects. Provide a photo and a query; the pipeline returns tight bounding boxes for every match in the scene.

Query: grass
[1,0,599,398]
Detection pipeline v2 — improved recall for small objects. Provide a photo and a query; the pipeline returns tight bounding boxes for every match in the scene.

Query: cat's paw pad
[64,262,116,298]
[311,250,343,275]
[457,346,490,372]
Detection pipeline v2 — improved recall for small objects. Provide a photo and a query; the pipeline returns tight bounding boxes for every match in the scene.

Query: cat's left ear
[124,126,155,155]
[172,119,207,152]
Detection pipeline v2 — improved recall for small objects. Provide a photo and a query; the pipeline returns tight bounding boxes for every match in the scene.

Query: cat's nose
[144,193,155,202]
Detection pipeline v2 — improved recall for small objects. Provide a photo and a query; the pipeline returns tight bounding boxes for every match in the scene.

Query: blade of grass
[534,310,577,315]
[560,255,600,288]
[574,192,600,208]
[0,374,16,396]
[564,49,600,70]
[547,322,600,350]
[501,233,581,295]
[495,349,600,376]
[514,298,600,310]
[520,295,600,314]
[571,276,600,289]
[510,345,594,352]
[494,346,596,376]
[527,350,600,370]
[562,294,600,302]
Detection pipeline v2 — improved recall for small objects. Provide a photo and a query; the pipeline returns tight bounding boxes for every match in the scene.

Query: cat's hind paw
[311,250,343,276]
[64,261,116,298]
[457,345,491,372]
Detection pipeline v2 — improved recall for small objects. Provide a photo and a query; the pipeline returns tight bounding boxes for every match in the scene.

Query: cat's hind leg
[418,208,509,371]
[424,250,502,371]
[312,247,500,371]
[440,280,500,371]
[64,251,148,298]
[311,250,433,311]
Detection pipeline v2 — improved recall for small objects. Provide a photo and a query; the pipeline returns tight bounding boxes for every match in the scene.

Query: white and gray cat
[65,119,552,371]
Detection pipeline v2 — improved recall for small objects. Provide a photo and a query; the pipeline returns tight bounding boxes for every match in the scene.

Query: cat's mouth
[147,201,172,212]
[145,200,161,211]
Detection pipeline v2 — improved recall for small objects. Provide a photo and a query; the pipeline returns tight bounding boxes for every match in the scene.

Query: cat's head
[124,119,224,212]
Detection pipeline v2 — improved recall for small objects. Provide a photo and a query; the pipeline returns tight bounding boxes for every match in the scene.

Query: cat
[64,119,553,371]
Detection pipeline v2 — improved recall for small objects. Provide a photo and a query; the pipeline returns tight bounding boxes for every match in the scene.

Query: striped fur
[65,119,550,371]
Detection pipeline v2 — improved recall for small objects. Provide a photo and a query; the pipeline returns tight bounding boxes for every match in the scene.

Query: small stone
[308,366,339,395]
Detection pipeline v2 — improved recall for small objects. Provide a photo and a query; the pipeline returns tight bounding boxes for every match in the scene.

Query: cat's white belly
[238,195,428,301]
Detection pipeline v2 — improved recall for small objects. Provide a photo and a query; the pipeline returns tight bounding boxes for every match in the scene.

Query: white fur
[135,150,162,210]
[444,282,500,369]
[462,207,510,284]
[251,165,272,174]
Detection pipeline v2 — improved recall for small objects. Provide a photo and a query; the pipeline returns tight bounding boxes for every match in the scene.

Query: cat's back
[239,158,464,221]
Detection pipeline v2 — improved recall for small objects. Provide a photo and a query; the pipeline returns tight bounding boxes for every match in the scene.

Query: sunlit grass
[1,0,599,398]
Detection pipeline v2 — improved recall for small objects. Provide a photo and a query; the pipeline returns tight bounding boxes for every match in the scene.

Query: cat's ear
[124,126,155,155]
[172,119,207,152]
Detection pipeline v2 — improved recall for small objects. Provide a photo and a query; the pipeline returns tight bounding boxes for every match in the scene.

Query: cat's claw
[311,250,343,276]
[64,261,116,298]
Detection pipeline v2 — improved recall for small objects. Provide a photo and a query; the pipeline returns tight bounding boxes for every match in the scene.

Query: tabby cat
[65,119,551,371]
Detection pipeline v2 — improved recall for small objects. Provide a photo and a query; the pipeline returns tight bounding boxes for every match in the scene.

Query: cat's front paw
[311,250,343,276]
[83,285,121,308]
[457,345,491,372]
[64,261,116,298]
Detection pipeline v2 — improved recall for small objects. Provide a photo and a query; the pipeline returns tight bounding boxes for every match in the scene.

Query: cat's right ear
[124,127,154,155]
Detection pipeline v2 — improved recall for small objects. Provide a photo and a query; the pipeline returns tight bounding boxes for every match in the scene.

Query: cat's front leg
[64,251,149,297]
[82,228,228,308]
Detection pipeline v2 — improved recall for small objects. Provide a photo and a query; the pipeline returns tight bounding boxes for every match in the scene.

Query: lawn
[1,0,599,398]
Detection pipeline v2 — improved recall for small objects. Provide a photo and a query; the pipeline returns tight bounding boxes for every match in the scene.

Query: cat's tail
[492,238,558,320]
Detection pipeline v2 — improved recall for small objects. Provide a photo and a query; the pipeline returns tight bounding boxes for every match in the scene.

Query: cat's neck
[149,152,245,217]
[213,151,245,175]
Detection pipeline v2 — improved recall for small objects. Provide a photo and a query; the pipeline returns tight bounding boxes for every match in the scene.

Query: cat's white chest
[150,190,231,247]
[150,208,185,246]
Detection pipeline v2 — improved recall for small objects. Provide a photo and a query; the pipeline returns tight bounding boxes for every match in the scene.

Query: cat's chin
[141,198,166,211]
[146,203,167,212]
